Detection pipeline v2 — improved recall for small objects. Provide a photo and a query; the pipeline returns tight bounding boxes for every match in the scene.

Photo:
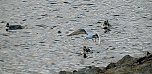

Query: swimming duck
[102,20,111,33]
[6,23,24,31]
[83,46,91,53]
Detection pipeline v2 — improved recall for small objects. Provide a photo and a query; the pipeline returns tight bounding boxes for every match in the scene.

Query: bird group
[67,20,111,42]
[67,20,111,58]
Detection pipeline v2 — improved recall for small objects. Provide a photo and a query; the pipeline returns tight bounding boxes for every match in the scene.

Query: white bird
[67,29,100,44]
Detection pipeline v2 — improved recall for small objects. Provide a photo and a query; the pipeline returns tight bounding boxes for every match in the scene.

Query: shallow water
[0,0,152,74]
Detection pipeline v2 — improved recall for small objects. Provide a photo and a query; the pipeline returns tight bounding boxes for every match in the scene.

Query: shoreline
[59,52,152,74]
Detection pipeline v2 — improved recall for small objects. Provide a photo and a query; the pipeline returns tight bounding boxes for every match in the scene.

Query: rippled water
[0,0,152,74]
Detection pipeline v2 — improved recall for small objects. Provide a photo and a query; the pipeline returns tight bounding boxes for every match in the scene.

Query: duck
[6,23,24,31]
[102,20,111,33]
[83,53,87,58]
[103,20,111,27]
[83,46,91,53]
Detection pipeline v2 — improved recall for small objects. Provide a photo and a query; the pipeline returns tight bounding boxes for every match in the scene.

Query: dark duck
[83,46,91,53]
[6,23,24,31]
[102,20,111,33]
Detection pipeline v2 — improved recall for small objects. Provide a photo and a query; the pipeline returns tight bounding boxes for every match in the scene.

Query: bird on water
[67,29,100,44]
[6,23,24,31]
[102,20,111,33]
[83,46,91,53]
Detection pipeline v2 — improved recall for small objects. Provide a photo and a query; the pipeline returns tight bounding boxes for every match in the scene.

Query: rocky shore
[59,52,152,74]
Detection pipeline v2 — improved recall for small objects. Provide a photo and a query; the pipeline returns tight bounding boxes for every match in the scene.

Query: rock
[116,55,136,67]
[106,63,116,70]
[135,53,152,64]
[59,53,152,74]
[105,53,152,74]
[74,66,101,74]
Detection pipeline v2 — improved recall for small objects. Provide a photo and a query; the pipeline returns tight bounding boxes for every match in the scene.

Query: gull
[67,29,100,44]
[85,31,99,42]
